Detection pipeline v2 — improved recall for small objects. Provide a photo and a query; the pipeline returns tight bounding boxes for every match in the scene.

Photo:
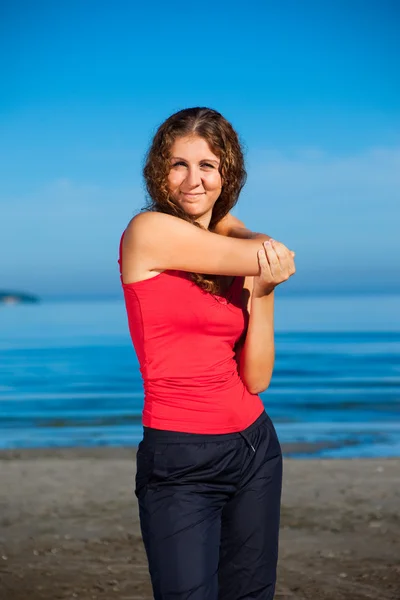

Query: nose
[185,165,202,188]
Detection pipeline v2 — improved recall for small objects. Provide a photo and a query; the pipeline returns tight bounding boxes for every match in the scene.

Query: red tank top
[119,231,264,434]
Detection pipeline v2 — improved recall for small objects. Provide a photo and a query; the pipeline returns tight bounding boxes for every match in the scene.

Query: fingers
[270,239,289,273]
[254,238,296,296]
[263,240,281,278]
[271,240,295,258]
[272,240,296,273]
[282,243,296,276]
[266,239,296,279]
[257,246,271,276]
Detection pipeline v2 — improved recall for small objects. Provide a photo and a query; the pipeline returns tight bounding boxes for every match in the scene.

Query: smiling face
[167,135,223,228]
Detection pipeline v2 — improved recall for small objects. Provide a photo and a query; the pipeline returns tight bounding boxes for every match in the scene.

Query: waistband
[142,410,268,445]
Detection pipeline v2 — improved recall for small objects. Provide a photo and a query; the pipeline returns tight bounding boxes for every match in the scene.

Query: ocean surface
[1,293,399,458]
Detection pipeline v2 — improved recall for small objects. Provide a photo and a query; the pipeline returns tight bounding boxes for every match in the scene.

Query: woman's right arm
[122,212,264,280]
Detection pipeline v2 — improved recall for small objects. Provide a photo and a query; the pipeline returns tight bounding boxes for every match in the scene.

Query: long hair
[143,107,247,294]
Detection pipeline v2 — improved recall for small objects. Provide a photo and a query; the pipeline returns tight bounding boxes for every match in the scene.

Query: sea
[1,293,399,458]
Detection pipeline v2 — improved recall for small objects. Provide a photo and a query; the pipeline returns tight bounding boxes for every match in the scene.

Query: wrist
[252,283,275,299]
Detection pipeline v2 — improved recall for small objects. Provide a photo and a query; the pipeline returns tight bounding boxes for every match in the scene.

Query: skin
[167,135,223,229]
[213,212,295,392]
[122,134,296,393]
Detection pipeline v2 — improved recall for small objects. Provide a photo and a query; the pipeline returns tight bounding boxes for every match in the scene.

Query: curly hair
[143,107,247,295]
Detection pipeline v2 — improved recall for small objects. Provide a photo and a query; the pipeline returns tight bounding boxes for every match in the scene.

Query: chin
[174,199,214,223]
[180,204,203,216]
[187,208,202,217]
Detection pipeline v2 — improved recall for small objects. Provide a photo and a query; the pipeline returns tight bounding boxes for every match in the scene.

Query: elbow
[247,385,269,396]
[245,378,272,396]
[238,362,274,395]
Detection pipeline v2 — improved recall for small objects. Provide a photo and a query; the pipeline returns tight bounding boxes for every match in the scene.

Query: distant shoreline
[36,289,400,302]
[0,291,39,304]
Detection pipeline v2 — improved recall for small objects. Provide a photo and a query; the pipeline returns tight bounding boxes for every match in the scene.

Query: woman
[119,107,295,600]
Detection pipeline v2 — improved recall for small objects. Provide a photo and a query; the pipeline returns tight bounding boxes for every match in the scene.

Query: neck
[195,211,212,230]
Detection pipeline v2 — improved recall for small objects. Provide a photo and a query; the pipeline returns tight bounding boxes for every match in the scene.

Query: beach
[0,448,398,600]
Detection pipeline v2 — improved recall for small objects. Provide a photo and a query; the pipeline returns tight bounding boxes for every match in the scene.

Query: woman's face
[167,135,222,228]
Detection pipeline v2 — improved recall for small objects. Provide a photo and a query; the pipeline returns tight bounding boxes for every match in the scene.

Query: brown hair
[143,107,247,295]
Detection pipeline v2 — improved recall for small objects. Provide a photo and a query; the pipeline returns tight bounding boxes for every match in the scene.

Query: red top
[119,231,264,434]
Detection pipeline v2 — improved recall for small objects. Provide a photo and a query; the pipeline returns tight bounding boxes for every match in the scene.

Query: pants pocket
[135,439,156,499]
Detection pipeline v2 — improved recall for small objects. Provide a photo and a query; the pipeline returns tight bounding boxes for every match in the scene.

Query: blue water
[1,294,399,458]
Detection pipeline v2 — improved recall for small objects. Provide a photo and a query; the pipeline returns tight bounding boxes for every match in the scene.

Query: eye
[171,161,187,168]
[201,162,216,169]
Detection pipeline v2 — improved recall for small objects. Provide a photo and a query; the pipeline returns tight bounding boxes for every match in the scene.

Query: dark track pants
[135,411,283,600]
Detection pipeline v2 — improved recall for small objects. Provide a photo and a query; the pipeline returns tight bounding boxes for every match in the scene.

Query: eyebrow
[170,156,220,165]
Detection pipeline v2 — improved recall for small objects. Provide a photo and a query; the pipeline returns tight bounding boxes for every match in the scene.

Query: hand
[253,239,296,297]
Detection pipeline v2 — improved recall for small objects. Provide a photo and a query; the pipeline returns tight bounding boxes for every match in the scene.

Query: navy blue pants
[135,411,283,600]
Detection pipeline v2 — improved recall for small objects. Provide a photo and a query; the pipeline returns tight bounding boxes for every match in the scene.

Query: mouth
[181,192,205,198]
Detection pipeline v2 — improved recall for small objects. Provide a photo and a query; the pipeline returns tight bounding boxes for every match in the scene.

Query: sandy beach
[0,448,398,600]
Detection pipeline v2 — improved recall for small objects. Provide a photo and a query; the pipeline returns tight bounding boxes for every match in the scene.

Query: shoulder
[124,211,185,246]
[126,210,172,232]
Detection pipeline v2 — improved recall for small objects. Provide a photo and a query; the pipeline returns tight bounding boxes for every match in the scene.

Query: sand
[0,448,399,600]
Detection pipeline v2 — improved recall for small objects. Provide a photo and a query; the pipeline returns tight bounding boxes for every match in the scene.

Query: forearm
[213,213,271,242]
[237,291,275,395]
[217,214,277,393]
[233,229,271,242]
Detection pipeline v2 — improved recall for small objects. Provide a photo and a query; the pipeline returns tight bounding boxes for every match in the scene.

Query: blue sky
[1,0,399,298]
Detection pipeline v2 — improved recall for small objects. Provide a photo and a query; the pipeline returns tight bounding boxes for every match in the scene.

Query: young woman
[119,107,296,600]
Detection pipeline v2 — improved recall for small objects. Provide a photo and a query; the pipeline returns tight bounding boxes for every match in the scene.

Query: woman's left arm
[215,214,295,394]
[235,278,275,395]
